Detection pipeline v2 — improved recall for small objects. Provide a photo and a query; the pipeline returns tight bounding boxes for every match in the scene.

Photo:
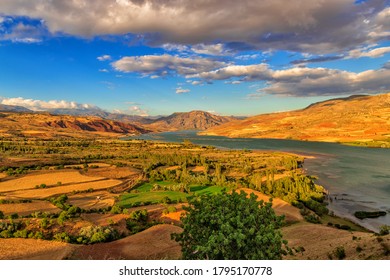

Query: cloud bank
[0,97,100,111]
[0,0,389,53]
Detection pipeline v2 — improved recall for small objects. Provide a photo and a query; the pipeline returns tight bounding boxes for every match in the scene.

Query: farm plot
[68,191,118,210]
[6,179,122,199]
[118,181,224,208]
[0,200,60,216]
[86,166,141,179]
[0,171,105,192]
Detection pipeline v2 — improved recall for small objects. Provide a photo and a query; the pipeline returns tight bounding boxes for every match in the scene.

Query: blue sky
[0,0,389,116]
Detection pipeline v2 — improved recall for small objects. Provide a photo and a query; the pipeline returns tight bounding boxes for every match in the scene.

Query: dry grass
[85,167,141,179]
[80,213,128,226]
[0,238,75,260]
[68,191,118,209]
[6,179,121,199]
[238,188,303,223]
[283,222,390,260]
[0,170,105,192]
[0,200,60,216]
[71,224,182,260]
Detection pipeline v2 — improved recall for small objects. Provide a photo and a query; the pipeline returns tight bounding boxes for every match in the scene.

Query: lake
[127,131,390,232]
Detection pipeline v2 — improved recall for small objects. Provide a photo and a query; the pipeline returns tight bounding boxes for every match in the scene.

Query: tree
[172,190,287,260]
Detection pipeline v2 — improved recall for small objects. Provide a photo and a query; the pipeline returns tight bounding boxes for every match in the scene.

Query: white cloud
[99,69,109,72]
[112,54,227,77]
[235,54,260,60]
[0,97,99,111]
[97,55,112,61]
[176,87,190,94]
[189,64,271,81]
[348,46,390,58]
[188,62,390,97]
[191,44,227,56]
[0,0,388,53]
[0,22,43,43]
[127,105,149,116]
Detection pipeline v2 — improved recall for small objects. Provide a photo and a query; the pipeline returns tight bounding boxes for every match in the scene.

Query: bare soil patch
[68,191,118,210]
[71,224,182,260]
[0,238,75,260]
[86,166,141,179]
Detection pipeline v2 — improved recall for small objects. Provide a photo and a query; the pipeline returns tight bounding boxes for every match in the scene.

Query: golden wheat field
[0,201,60,216]
[6,179,121,199]
[0,170,105,192]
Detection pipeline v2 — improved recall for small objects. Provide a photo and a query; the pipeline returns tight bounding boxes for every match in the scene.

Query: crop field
[0,171,104,192]
[118,181,224,207]
[6,179,121,199]
[68,191,117,209]
[0,137,388,260]
[0,201,60,216]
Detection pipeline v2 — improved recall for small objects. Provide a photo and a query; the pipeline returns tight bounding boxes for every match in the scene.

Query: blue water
[127,131,390,231]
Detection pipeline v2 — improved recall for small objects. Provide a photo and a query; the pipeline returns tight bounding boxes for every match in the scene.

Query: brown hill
[145,110,236,131]
[0,112,150,138]
[201,93,390,144]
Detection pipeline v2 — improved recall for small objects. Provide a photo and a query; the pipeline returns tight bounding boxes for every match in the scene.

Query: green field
[118,181,225,208]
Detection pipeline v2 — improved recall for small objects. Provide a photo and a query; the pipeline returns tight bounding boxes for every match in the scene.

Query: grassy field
[118,181,225,207]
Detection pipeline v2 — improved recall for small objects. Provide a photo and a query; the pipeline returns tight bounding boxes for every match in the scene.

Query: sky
[0,0,389,117]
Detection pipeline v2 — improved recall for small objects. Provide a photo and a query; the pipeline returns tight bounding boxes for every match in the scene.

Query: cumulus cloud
[176,87,190,94]
[0,97,99,111]
[112,54,227,77]
[189,62,390,97]
[191,44,228,56]
[348,46,390,58]
[97,55,112,61]
[127,105,149,116]
[188,64,271,81]
[0,0,389,53]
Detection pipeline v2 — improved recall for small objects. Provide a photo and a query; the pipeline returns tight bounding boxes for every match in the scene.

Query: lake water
[127,131,390,232]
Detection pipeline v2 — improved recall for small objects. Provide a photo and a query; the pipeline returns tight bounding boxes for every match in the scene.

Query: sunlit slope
[201,93,390,144]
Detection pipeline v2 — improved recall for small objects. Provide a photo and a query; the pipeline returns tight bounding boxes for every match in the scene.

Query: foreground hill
[144,110,236,131]
[0,112,150,138]
[201,93,390,145]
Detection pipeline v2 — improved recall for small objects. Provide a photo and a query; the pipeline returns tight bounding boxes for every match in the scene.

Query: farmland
[0,137,389,260]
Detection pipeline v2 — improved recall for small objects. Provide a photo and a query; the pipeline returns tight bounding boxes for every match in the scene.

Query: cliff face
[201,93,390,143]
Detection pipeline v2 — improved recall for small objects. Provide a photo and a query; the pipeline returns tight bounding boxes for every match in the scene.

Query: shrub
[129,209,148,223]
[334,246,346,260]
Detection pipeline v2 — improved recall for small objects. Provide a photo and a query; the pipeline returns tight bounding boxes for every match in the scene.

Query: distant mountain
[47,108,156,124]
[0,112,150,138]
[0,104,32,113]
[144,110,237,131]
[201,93,390,143]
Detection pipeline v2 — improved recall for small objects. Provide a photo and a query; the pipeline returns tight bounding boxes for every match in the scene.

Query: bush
[334,246,346,260]
[0,211,4,219]
[129,209,148,223]
[110,205,123,214]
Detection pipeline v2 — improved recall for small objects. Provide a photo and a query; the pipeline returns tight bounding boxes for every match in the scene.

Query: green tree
[172,191,287,260]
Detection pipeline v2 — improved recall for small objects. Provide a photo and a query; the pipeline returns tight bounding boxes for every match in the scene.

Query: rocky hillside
[201,93,390,145]
[0,112,150,138]
[145,110,236,131]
